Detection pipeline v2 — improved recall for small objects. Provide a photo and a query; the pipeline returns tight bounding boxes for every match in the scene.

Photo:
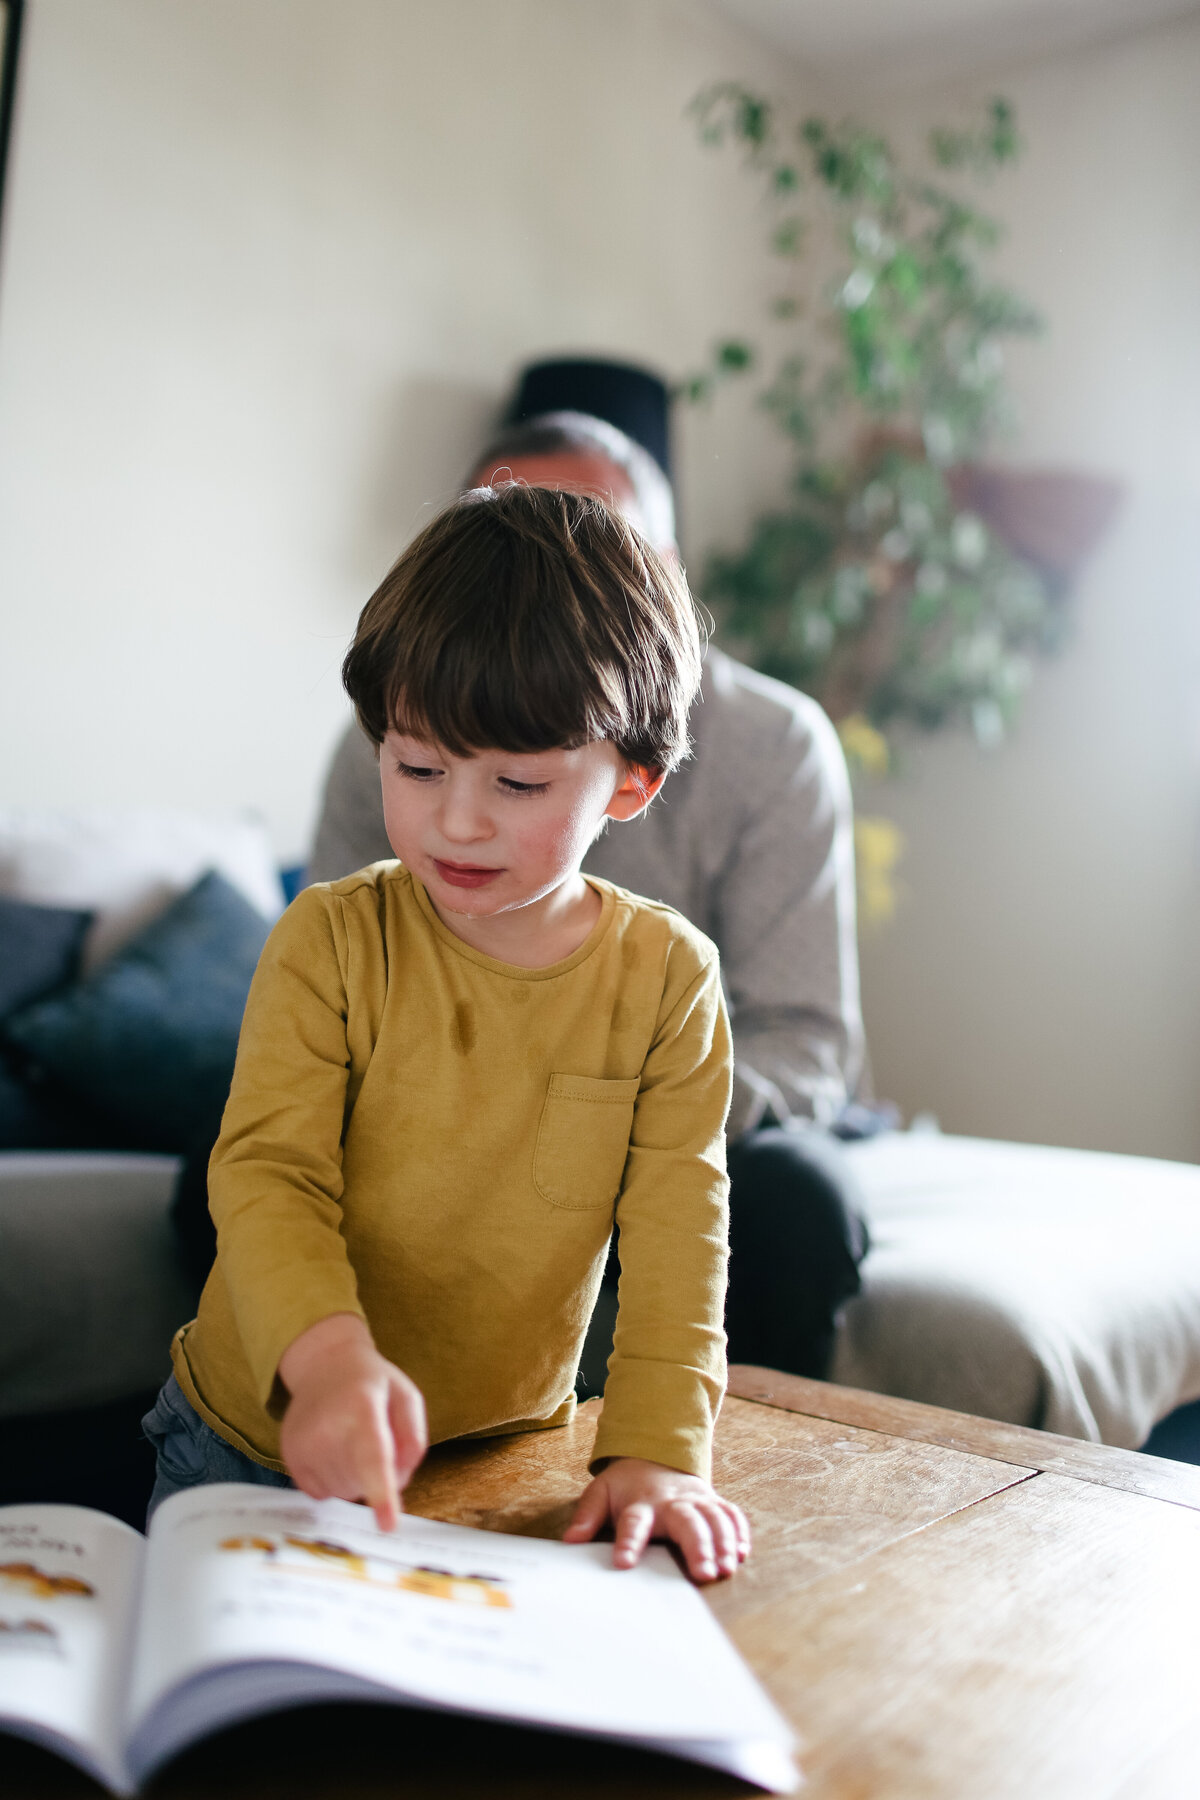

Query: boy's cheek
[380,786,429,859]
[510,812,581,871]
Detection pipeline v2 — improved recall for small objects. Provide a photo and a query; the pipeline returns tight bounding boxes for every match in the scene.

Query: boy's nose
[437,785,493,843]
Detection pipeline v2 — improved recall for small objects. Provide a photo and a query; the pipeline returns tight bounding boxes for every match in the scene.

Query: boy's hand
[564,1457,751,1583]
[277,1314,427,1531]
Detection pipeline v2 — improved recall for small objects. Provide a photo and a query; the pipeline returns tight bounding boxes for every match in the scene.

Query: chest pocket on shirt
[534,1074,641,1211]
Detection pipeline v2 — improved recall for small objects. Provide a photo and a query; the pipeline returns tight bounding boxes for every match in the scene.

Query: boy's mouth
[433,859,503,889]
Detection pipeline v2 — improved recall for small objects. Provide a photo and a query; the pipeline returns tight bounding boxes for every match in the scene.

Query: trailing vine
[685,89,1055,759]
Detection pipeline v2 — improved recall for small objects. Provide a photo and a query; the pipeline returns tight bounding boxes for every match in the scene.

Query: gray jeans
[141,1374,293,1526]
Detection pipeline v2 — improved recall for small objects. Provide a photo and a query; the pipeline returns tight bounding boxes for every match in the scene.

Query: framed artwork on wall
[0,0,24,241]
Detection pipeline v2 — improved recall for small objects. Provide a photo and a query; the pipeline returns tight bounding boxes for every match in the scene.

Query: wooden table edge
[727,1366,1200,1511]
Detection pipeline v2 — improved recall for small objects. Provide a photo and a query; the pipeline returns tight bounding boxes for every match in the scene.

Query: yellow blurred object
[838,714,891,778]
[855,815,904,926]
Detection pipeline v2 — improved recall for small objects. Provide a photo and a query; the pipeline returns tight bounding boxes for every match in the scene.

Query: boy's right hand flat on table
[564,1456,751,1583]
[277,1313,427,1531]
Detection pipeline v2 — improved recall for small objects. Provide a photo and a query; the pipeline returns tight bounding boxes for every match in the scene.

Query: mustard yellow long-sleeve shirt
[172,865,732,1479]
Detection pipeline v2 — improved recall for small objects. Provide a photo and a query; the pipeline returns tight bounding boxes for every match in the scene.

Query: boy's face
[379,729,649,929]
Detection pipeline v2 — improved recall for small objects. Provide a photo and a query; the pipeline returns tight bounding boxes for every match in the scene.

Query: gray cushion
[0,1152,194,1416]
[835,1132,1200,1446]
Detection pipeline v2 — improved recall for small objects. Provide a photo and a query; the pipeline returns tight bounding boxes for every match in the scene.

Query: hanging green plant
[685,89,1059,750]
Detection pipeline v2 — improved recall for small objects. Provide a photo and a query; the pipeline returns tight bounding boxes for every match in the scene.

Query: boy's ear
[604,764,665,822]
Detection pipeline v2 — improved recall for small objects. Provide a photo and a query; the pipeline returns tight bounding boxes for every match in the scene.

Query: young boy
[144,484,749,1583]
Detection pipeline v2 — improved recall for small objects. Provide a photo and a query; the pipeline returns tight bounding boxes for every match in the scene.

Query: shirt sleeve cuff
[239,1278,368,1415]
[590,1360,723,1482]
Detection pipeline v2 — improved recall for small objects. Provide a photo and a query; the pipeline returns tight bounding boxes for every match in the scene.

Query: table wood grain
[405,1397,1037,1610]
[723,1472,1200,1800]
[5,1384,1198,1799]
[727,1366,1200,1511]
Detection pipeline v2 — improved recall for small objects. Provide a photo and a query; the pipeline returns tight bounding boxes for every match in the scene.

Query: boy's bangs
[343,485,701,776]
[384,630,626,761]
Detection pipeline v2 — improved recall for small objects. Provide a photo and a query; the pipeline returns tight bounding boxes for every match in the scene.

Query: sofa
[2,807,1199,1526]
[829,1129,1200,1447]
[0,806,292,1520]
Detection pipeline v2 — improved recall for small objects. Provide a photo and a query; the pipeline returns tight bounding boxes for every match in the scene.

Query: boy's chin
[435,891,500,917]
[426,875,520,918]
[430,872,581,920]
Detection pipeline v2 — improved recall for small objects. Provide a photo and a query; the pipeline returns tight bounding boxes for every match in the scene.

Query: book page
[0,1504,143,1794]
[127,1484,795,1790]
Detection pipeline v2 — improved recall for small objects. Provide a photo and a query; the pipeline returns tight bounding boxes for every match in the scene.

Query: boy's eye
[396,760,441,781]
[499,778,550,795]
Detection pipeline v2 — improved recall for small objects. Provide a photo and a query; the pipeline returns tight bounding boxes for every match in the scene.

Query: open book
[0,1483,797,1793]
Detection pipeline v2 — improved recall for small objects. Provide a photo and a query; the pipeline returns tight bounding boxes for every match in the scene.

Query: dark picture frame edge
[0,0,26,243]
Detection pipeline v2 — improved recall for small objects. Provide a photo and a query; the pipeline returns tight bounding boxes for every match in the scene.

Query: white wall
[856,15,1200,1160]
[5,3,1197,1163]
[0,0,797,860]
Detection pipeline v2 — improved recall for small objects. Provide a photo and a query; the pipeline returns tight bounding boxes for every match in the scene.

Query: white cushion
[0,806,285,969]
[835,1132,1200,1446]
[0,1152,194,1416]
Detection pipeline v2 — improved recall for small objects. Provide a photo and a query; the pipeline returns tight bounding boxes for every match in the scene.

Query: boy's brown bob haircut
[342,484,704,777]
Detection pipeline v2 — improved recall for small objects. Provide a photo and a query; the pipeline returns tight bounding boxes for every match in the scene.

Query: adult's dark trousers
[591,1123,870,1389]
[723,1125,870,1380]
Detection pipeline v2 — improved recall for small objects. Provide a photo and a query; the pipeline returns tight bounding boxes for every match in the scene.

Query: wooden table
[9,1368,1200,1798]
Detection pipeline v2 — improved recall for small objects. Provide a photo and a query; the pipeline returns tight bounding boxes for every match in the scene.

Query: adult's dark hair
[467,411,676,552]
[342,484,702,777]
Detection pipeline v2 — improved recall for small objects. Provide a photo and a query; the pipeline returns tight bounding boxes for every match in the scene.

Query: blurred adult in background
[310,362,869,1381]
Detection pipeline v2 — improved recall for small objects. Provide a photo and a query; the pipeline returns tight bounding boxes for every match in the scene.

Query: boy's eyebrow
[491,745,583,766]
[386,727,442,752]
[387,733,575,767]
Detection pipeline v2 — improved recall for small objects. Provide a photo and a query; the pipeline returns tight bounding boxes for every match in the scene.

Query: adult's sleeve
[716,699,864,1139]
[207,888,366,1410]
[591,949,732,1482]
[305,722,394,886]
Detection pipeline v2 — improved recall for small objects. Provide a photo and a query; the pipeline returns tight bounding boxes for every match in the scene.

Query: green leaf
[716,339,754,372]
[771,218,806,257]
[737,93,771,147]
[930,96,1022,172]
[677,374,712,405]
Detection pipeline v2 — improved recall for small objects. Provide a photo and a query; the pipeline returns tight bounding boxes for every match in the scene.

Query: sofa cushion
[0,1152,193,1416]
[0,806,284,970]
[835,1131,1200,1447]
[0,896,123,1151]
[0,894,93,1016]
[3,870,270,1153]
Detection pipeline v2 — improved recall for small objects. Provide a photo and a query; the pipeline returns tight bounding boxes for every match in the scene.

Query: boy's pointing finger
[361,1411,401,1533]
[364,1460,400,1534]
